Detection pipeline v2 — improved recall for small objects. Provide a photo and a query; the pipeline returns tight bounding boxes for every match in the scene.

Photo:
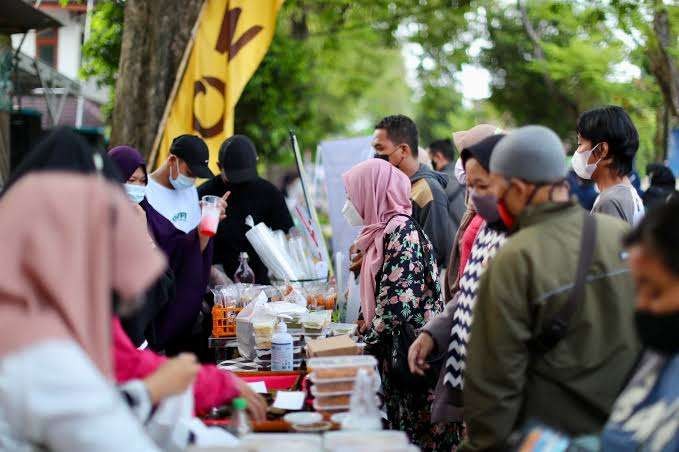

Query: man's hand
[209,265,231,286]
[217,191,230,221]
[143,353,200,405]
[233,377,267,422]
[408,332,435,376]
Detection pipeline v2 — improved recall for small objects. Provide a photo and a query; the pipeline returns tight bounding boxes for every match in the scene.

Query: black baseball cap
[218,135,258,183]
[169,134,214,179]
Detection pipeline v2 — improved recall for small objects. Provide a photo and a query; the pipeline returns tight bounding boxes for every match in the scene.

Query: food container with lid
[307,355,377,379]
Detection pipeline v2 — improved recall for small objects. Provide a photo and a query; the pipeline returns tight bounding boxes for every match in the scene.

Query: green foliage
[79,0,124,120]
[79,1,124,88]
[76,0,676,169]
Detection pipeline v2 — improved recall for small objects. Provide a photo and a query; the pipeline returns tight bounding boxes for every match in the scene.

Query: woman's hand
[233,377,267,422]
[143,353,200,405]
[408,332,434,376]
[349,247,364,278]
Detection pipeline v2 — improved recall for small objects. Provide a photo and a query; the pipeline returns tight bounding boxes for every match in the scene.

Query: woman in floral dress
[342,159,459,451]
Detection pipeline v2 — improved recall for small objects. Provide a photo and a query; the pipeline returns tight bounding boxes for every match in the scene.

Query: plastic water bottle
[231,397,252,437]
[234,252,255,284]
[271,316,293,371]
[341,368,382,431]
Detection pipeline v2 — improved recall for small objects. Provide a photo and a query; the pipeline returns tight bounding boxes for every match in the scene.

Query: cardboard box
[305,335,359,357]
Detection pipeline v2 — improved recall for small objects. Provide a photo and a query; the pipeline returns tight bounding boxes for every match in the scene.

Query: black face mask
[635,310,679,354]
[374,153,389,161]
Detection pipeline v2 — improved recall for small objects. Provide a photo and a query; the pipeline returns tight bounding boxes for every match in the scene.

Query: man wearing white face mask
[572,106,644,225]
[147,135,215,232]
[143,135,229,354]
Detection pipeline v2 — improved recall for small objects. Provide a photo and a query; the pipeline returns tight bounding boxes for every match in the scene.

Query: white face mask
[454,157,466,185]
[342,199,363,226]
[170,159,196,190]
[124,183,146,204]
[571,143,602,180]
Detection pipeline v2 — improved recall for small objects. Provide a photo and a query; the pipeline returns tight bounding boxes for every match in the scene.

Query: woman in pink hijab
[342,159,454,452]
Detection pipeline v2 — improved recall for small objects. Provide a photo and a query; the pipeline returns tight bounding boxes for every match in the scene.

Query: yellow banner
[155,0,284,172]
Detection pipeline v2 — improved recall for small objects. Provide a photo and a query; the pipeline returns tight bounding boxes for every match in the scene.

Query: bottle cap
[232,397,248,410]
[239,251,249,259]
[275,315,288,334]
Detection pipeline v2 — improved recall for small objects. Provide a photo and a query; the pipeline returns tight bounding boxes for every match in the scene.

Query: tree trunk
[648,5,679,119]
[110,0,203,157]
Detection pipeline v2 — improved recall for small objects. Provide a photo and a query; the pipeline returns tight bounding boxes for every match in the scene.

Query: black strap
[530,212,597,353]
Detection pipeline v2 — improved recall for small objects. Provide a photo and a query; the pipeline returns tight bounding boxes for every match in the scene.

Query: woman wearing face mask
[342,159,456,452]
[109,145,175,348]
[108,145,148,204]
[408,134,508,428]
[572,106,644,225]
[443,124,503,301]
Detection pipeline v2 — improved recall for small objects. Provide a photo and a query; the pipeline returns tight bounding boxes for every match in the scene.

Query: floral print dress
[363,218,461,452]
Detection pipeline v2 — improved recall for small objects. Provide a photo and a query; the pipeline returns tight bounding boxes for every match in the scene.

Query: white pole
[76,0,94,129]
[84,0,94,42]
[75,94,84,128]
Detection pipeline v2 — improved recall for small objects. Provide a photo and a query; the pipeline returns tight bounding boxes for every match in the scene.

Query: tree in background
[79,0,416,161]
[411,0,675,169]
[76,0,677,169]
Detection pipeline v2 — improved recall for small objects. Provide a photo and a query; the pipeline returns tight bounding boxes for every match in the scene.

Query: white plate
[283,412,323,426]
[330,412,349,424]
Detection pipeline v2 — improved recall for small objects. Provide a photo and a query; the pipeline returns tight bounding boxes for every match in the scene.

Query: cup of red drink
[199,195,221,237]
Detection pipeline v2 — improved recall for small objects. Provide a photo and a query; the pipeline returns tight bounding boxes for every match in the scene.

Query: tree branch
[518,0,544,60]
[517,0,579,117]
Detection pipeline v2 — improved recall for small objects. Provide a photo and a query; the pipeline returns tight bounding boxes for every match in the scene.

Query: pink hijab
[0,173,166,378]
[342,159,412,324]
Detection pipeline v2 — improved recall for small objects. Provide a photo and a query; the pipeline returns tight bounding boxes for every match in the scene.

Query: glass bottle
[234,252,255,284]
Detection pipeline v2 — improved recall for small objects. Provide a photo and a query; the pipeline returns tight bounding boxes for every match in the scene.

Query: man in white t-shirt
[143,135,227,352]
[146,135,216,233]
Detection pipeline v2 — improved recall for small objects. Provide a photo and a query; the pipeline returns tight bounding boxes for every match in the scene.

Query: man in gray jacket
[372,115,455,269]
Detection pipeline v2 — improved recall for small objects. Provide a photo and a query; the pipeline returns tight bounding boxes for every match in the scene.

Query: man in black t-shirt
[198,135,294,284]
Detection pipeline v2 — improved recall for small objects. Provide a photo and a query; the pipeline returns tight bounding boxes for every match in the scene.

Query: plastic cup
[199,195,221,237]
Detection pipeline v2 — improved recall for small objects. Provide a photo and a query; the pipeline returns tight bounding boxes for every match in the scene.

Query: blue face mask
[124,183,146,204]
[170,160,196,190]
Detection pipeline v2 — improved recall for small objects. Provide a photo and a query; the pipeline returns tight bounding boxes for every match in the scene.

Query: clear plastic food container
[310,378,356,395]
[329,323,357,336]
[312,398,350,412]
[310,374,380,396]
[307,355,377,379]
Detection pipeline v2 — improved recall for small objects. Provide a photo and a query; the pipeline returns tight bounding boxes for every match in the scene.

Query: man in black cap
[145,134,230,354]
[199,134,293,284]
[146,134,216,234]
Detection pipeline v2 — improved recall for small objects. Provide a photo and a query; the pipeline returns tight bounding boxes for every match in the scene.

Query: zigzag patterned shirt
[444,225,507,389]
